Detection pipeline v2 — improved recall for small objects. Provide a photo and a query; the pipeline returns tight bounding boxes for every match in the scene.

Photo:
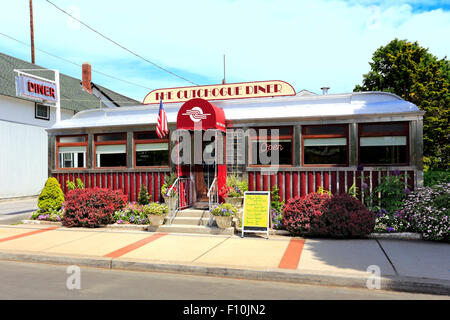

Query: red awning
[176,98,226,131]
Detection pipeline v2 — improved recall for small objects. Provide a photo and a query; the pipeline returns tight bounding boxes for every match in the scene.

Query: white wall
[0,95,74,127]
[0,95,75,198]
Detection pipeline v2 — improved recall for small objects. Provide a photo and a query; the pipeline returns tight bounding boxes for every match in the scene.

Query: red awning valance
[176,98,226,131]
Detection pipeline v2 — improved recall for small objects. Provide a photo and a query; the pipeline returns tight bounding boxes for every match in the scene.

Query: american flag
[156,99,168,138]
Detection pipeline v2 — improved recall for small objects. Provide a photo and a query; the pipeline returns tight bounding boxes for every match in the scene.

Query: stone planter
[224,197,243,208]
[164,195,178,211]
[214,215,233,229]
[147,214,166,227]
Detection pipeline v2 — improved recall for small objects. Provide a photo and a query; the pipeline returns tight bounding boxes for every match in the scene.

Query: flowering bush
[403,183,449,241]
[271,208,284,230]
[270,186,285,230]
[31,206,63,222]
[62,188,127,228]
[373,208,411,233]
[145,202,169,216]
[161,173,177,197]
[210,203,238,216]
[113,202,150,225]
[219,174,248,198]
[282,193,331,236]
[319,193,375,238]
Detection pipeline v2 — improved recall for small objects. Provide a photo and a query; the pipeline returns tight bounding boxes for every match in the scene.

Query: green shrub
[66,178,85,191]
[37,177,64,213]
[138,185,151,205]
[424,170,450,187]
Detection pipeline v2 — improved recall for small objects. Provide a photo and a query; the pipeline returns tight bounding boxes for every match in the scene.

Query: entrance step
[171,216,211,226]
[176,209,208,218]
[148,224,234,235]
[193,201,209,210]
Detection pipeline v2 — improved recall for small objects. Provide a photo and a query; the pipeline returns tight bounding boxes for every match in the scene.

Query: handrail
[166,177,179,225]
[207,177,218,226]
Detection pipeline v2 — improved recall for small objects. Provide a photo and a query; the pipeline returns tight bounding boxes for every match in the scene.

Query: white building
[0,52,140,199]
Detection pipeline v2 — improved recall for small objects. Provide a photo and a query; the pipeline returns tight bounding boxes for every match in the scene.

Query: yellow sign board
[143,80,296,104]
[242,191,270,238]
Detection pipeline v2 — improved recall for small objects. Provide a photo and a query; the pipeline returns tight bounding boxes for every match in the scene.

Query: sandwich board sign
[241,191,270,239]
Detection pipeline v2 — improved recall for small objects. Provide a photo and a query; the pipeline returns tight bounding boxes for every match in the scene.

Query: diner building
[46,85,424,212]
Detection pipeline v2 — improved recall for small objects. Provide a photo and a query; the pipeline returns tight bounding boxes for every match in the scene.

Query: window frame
[56,134,88,170]
[35,103,50,121]
[133,131,170,168]
[301,124,349,167]
[358,121,409,166]
[248,126,294,167]
[94,133,127,169]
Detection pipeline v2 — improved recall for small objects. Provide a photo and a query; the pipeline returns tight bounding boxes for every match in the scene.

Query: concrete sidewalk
[0,224,449,296]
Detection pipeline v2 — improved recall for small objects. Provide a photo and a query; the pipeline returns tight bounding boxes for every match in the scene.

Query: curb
[368,232,423,241]
[0,251,448,296]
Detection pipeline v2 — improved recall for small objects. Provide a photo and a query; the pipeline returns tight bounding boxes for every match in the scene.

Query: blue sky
[0,0,448,102]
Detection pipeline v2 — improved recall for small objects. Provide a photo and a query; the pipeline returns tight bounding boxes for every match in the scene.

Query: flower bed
[403,183,449,241]
[114,202,168,225]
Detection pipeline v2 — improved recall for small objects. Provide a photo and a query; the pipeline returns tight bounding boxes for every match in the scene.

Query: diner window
[249,127,293,166]
[35,103,50,120]
[134,131,169,167]
[359,122,408,165]
[95,133,127,167]
[302,125,348,165]
[56,135,87,169]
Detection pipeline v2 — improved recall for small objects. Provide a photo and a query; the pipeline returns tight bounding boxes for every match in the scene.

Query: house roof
[0,52,140,111]
[48,91,424,131]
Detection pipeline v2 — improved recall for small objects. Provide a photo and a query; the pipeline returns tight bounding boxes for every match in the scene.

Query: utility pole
[29,0,35,64]
[222,54,226,84]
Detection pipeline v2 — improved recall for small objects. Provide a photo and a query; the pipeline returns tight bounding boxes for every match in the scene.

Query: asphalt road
[0,197,37,225]
[0,260,447,300]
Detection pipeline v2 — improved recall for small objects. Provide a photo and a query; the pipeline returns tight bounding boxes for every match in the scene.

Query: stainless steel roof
[48,91,423,130]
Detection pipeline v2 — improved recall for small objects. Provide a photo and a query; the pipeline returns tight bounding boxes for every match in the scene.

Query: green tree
[138,185,151,205]
[354,39,450,169]
[38,177,65,213]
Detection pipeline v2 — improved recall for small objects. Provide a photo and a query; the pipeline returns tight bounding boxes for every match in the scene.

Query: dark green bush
[424,170,450,187]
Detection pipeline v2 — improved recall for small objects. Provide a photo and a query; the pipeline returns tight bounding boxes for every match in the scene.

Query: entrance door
[194,137,216,202]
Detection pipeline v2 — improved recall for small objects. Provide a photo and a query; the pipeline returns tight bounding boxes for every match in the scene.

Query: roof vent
[320,86,330,95]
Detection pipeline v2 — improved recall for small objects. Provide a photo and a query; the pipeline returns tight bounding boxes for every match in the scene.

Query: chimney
[321,86,330,95]
[82,63,92,93]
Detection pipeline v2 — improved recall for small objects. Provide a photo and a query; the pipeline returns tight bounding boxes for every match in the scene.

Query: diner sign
[242,191,271,239]
[143,80,296,104]
[15,74,57,103]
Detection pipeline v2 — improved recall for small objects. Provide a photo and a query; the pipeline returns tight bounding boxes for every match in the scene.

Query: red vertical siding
[407,171,415,191]
[300,172,306,196]
[256,172,261,191]
[339,172,345,194]
[292,172,299,198]
[323,171,330,192]
[278,172,283,202]
[263,174,269,191]
[308,172,314,194]
[285,172,291,200]
[248,172,254,191]
[315,171,321,192]
[331,172,337,195]
[135,173,141,200]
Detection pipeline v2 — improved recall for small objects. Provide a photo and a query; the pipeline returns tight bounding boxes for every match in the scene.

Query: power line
[0,31,153,90]
[44,0,199,86]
